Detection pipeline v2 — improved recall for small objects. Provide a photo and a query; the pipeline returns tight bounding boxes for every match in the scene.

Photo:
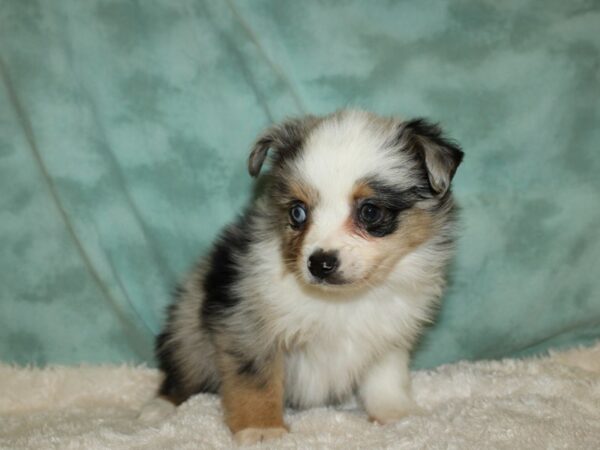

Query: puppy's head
[249,110,463,290]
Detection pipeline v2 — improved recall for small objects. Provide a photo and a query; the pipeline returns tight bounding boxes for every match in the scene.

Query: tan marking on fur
[385,208,434,260]
[392,208,435,249]
[281,221,311,277]
[351,181,375,201]
[279,180,318,277]
[364,208,436,285]
[217,350,287,434]
[288,180,319,207]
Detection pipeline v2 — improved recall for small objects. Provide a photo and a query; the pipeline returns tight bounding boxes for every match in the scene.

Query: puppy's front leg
[359,348,418,424]
[217,348,287,445]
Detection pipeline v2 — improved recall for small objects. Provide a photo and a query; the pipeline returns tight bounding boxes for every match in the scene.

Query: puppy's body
[149,110,463,444]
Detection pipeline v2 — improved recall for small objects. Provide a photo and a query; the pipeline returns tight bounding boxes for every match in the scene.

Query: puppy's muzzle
[308,249,339,281]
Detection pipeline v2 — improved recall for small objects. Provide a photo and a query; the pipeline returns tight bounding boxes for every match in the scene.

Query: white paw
[233,427,288,445]
[137,397,176,424]
[368,400,419,425]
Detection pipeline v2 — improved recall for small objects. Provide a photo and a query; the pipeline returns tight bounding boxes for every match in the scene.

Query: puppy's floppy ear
[248,116,320,177]
[398,118,464,196]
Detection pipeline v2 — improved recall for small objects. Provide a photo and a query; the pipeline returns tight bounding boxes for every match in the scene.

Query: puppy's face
[249,110,463,290]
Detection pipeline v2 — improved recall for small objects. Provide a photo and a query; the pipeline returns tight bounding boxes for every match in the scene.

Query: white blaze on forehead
[297,111,399,194]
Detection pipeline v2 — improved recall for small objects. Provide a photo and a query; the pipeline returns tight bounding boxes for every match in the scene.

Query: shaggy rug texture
[1,343,599,449]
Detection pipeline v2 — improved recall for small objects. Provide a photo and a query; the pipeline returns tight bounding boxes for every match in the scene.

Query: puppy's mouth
[307,272,351,287]
[301,262,387,292]
[300,271,380,298]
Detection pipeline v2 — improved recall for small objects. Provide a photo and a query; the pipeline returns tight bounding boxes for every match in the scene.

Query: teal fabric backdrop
[1,0,599,368]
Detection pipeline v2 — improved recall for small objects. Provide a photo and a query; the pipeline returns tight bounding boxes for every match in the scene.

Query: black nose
[308,250,339,280]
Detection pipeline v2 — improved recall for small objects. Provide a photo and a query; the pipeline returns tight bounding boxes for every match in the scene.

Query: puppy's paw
[137,397,176,424]
[368,401,420,425]
[233,427,288,445]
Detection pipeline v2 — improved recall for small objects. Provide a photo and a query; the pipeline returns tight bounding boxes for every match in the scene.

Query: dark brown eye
[289,203,307,227]
[359,203,383,225]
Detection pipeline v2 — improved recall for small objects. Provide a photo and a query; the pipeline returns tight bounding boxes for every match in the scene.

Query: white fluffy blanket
[1,344,599,449]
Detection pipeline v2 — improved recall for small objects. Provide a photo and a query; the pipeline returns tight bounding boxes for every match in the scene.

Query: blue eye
[289,203,307,227]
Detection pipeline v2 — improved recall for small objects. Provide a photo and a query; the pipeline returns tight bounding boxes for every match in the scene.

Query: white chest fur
[266,271,434,407]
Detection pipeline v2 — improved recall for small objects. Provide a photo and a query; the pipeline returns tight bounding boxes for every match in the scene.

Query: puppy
[140,109,463,445]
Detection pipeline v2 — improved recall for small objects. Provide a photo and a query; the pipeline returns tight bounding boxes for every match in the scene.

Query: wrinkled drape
[1,0,599,367]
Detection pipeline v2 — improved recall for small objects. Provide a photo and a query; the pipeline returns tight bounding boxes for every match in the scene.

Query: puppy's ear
[398,119,464,196]
[248,116,320,177]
